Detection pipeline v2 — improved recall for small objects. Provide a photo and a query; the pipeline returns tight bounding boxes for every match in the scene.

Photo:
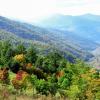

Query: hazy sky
[0,0,100,22]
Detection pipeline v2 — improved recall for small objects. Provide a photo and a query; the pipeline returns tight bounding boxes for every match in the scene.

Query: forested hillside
[0,41,100,100]
[0,15,100,100]
[0,0,100,99]
[0,16,94,61]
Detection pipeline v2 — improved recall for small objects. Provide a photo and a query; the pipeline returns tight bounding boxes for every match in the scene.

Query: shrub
[14,54,25,63]
[35,79,50,95]
[8,59,21,73]
[12,70,29,90]
[67,85,81,100]
[0,67,9,84]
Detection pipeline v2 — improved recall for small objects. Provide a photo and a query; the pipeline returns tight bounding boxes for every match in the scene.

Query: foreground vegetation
[0,41,100,100]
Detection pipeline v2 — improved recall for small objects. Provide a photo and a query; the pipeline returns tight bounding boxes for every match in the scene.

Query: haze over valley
[0,14,100,66]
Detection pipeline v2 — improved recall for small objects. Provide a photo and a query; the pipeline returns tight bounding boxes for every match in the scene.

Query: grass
[0,84,68,100]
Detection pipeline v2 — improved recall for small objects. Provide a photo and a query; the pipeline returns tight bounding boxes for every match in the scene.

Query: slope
[0,16,94,60]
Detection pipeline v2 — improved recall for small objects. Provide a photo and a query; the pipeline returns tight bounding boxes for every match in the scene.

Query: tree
[15,44,26,54]
[0,41,13,65]
[35,79,50,95]
[35,56,44,68]
[47,50,63,68]
[26,46,37,63]
[5,47,15,60]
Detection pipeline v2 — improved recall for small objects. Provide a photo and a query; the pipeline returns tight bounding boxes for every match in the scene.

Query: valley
[0,14,100,100]
[0,0,100,99]
[1,15,100,62]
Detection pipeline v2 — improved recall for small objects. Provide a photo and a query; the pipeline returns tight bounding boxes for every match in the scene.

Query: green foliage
[0,41,100,99]
[26,46,37,63]
[15,43,26,54]
[67,85,81,100]
[58,59,67,70]
[30,75,38,85]
[58,74,71,89]
[42,58,56,73]
[35,79,49,95]
[0,41,13,65]
[47,51,63,68]
[35,55,44,67]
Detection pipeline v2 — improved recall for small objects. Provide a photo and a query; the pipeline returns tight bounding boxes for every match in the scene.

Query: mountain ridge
[36,14,100,43]
[0,15,97,61]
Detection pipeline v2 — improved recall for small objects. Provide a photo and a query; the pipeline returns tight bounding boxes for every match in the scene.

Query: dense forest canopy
[0,41,100,100]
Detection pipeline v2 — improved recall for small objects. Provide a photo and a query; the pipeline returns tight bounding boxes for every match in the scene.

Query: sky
[0,0,100,22]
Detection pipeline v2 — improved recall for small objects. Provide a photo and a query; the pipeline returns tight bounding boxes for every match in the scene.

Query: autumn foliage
[0,41,99,99]
[0,68,9,84]
[12,70,29,89]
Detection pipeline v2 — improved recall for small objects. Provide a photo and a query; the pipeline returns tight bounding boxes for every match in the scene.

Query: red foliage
[12,70,28,89]
[16,70,24,80]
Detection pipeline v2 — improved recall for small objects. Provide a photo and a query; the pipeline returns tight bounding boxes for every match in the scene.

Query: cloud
[56,0,100,15]
[0,0,100,21]
[56,0,100,6]
[0,0,56,20]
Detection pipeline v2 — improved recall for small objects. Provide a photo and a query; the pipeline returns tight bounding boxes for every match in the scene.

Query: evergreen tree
[26,46,37,63]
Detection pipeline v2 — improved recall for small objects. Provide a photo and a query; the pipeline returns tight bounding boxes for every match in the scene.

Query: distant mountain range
[0,14,100,61]
[37,14,100,43]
